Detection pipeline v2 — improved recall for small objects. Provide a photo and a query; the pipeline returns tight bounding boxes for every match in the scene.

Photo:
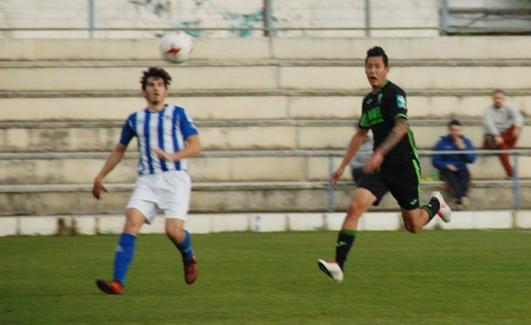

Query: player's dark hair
[448,119,462,127]
[493,88,505,95]
[365,46,389,67]
[141,67,172,89]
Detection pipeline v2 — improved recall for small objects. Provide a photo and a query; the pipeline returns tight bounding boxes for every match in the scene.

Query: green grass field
[1,230,531,325]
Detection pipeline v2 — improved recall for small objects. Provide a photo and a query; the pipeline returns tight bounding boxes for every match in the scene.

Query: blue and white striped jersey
[119,105,199,175]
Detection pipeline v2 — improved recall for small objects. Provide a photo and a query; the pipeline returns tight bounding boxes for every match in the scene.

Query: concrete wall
[0,0,440,38]
[0,36,529,217]
[1,210,529,237]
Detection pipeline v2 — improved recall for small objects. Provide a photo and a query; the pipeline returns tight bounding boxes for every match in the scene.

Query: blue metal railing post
[440,0,450,35]
[327,155,335,213]
[512,152,520,210]
[364,0,371,36]
[88,0,95,38]
[263,0,275,37]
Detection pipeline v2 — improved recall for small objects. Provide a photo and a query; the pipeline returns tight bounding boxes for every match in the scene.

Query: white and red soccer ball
[159,31,193,63]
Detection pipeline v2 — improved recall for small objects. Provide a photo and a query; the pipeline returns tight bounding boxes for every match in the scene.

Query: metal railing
[440,0,531,35]
[0,148,527,212]
[326,148,531,213]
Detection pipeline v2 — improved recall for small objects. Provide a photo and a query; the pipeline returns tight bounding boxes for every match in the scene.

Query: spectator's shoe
[318,259,344,283]
[95,279,124,295]
[461,196,470,209]
[431,191,452,223]
[184,254,198,285]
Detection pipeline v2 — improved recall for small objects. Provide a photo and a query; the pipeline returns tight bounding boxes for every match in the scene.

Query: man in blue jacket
[432,120,477,209]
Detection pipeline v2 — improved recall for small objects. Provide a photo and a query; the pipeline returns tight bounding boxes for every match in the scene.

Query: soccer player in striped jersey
[318,47,452,282]
[92,67,201,294]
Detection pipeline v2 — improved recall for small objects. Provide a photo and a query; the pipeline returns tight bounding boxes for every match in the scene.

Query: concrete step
[0,151,529,184]
[1,37,530,61]
[3,65,531,91]
[1,120,530,152]
[0,180,527,216]
[1,95,530,121]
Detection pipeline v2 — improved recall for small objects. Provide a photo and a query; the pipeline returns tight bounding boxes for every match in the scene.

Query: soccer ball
[159,31,193,63]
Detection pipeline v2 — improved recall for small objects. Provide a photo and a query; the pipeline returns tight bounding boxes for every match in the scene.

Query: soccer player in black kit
[318,46,452,282]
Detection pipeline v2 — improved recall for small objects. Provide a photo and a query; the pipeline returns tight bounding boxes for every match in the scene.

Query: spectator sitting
[482,89,524,177]
[349,134,373,184]
[432,119,476,209]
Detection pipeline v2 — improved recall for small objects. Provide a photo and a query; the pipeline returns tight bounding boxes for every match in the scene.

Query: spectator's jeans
[440,168,470,200]
[483,125,518,177]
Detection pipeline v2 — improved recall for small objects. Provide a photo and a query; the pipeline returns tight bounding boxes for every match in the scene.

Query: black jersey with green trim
[358,80,418,164]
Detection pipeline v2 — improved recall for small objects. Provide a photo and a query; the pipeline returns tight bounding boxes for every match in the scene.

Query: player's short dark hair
[141,67,172,90]
[448,119,462,127]
[493,88,505,95]
[365,46,389,67]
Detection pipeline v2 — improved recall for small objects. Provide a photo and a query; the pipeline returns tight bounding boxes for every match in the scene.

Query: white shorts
[126,171,191,224]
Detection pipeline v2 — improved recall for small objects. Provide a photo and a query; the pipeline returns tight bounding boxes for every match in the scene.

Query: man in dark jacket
[432,120,476,209]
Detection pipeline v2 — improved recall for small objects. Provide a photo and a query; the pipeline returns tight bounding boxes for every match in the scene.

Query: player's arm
[364,118,408,173]
[92,143,127,200]
[153,135,202,161]
[93,114,136,200]
[364,88,409,173]
[376,117,408,156]
[331,128,369,187]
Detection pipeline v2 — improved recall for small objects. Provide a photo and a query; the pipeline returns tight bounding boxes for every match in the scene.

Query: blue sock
[113,233,136,286]
[173,230,194,262]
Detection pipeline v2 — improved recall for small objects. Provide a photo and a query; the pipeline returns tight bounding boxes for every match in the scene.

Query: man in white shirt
[482,89,523,177]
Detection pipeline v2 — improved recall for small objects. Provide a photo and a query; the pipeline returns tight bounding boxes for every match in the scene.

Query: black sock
[335,230,357,270]
[421,197,441,221]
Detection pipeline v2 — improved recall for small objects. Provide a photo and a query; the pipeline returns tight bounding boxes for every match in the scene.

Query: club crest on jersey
[367,107,384,125]
[396,95,407,109]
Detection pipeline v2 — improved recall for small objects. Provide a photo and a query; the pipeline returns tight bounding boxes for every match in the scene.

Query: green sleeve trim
[359,113,370,128]
[412,158,421,183]
[407,129,419,162]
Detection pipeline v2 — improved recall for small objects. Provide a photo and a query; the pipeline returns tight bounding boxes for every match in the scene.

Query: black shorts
[351,167,367,184]
[357,160,420,210]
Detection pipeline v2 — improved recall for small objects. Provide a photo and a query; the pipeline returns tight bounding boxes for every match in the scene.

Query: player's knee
[165,225,185,242]
[123,221,142,234]
[347,201,364,220]
[123,211,144,234]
